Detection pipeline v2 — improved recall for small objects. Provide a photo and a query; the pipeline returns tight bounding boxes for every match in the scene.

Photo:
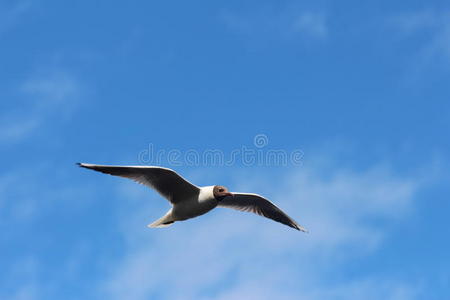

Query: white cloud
[221,8,328,42]
[0,165,100,299]
[99,161,425,300]
[0,1,31,36]
[215,277,420,300]
[0,69,82,143]
[1,256,40,300]
[0,117,40,144]
[292,12,327,39]
[0,164,97,230]
[391,10,437,34]
[390,10,450,63]
[21,71,80,107]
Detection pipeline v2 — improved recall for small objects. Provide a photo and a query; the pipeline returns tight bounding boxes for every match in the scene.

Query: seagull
[77,163,307,232]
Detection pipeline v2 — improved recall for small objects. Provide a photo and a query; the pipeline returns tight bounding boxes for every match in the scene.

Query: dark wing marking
[218,193,307,232]
[77,163,199,204]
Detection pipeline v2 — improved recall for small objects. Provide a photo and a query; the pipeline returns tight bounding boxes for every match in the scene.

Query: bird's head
[213,185,233,200]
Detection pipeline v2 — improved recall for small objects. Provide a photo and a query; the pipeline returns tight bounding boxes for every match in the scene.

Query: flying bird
[77,163,307,232]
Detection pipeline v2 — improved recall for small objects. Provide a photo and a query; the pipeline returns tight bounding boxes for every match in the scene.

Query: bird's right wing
[78,163,199,204]
[218,193,307,232]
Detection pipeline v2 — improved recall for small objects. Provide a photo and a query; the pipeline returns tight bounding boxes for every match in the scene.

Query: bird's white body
[168,186,218,222]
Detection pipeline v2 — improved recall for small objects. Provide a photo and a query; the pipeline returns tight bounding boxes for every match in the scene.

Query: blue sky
[1,0,450,299]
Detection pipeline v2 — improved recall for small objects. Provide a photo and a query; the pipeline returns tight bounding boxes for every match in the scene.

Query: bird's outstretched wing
[218,193,307,232]
[77,163,199,204]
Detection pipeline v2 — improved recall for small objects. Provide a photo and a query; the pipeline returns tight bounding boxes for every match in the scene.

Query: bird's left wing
[77,163,199,204]
[218,193,307,232]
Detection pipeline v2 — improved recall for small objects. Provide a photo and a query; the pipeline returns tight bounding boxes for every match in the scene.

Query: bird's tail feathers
[148,210,174,228]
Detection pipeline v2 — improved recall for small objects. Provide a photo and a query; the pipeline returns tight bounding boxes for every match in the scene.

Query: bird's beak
[225,192,234,198]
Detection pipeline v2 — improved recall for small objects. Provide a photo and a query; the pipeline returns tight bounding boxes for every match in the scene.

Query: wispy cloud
[390,10,450,64]
[221,7,328,43]
[0,69,82,144]
[292,12,327,39]
[21,71,81,108]
[99,160,427,300]
[1,256,40,300]
[0,165,100,300]
[0,1,32,36]
[0,117,40,144]
[0,165,92,226]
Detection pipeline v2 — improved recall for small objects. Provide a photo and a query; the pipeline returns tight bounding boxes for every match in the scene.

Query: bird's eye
[219,189,224,192]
